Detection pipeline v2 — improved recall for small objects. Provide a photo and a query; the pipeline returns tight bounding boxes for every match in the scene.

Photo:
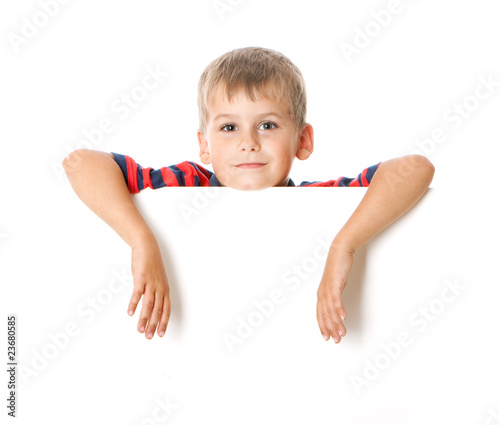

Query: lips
[235,163,266,169]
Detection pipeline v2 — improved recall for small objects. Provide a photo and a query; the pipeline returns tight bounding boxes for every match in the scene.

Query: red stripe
[142,167,153,189]
[199,175,210,186]
[361,168,369,186]
[301,180,335,187]
[176,161,196,186]
[125,155,139,193]
[160,167,180,186]
[349,176,360,187]
[333,177,343,187]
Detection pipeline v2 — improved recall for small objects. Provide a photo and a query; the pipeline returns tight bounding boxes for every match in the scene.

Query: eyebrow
[212,112,284,122]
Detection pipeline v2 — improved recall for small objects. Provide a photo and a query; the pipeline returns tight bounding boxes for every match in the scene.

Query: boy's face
[197,86,314,190]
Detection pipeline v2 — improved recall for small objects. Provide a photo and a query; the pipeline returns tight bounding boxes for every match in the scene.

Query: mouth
[235,163,267,169]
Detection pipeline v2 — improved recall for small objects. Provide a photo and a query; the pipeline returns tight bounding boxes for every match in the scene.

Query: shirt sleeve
[111,152,213,193]
[298,162,382,187]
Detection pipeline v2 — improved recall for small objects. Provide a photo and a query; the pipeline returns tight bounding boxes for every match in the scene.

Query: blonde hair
[197,47,307,136]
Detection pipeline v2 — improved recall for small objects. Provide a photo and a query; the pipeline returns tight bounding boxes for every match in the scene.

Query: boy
[63,47,434,344]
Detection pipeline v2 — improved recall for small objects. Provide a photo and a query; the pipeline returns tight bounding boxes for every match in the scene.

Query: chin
[232,180,270,191]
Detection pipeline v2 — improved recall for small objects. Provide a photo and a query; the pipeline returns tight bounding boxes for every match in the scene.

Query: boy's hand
[316,242,352,344]
[316,155,434,344]
[128,237,171,339]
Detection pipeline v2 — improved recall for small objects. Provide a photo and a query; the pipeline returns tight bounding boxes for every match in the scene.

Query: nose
[238,129,261,152]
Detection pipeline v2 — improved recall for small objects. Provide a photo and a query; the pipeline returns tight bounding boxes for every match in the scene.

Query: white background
[1,0,499,187]
[1,1,499,424]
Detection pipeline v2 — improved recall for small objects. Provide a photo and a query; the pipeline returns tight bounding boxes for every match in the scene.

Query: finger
[145,294,163,339]
[128,281,146,317]
[332,296,347,323]
[138,290,155,333]
[319,315,336,342]
[332,317,344,343]
[323,291,347,340]
[338,320,347,338]
[332,297,347,338]
[320,326,331,341]
[317,313,330,341]
[328,309,344,343]
[317,303,335,342]
[319,302,343,343]
[157,295,171,337]
[337,309,347,338]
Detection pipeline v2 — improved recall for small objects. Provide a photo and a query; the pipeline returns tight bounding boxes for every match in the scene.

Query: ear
[295,123,314,161]
[197,130,211,165]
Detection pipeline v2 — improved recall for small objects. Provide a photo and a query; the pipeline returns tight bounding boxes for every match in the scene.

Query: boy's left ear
[197,130,211,165]
[295,124,314,161]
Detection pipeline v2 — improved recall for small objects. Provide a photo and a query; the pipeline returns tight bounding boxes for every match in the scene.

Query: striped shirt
[112,152,381,192]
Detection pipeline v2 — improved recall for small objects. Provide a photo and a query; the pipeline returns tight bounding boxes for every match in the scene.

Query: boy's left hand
[316,154,435,344]
[316,242,353,343]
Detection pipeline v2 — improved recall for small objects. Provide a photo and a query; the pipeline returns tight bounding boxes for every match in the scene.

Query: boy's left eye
[259,121,277,130]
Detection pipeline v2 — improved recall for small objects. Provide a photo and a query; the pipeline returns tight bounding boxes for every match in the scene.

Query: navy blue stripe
[151,169,167,188]
[137,166,144,191]
[365,162,380,184]
[169,165,186,186]
[209,173,221,186]
[339,177,354,187]
[111,152,129,186]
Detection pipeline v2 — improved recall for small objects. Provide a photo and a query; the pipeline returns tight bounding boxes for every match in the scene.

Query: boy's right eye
[221,124,237,132]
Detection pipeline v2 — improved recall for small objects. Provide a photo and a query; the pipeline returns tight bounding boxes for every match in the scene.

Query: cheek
[216,149,230,163]
[275,145,294,162]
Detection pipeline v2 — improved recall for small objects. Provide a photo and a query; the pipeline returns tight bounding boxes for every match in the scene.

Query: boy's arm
[63,149,170,339]
[317,154,435,343]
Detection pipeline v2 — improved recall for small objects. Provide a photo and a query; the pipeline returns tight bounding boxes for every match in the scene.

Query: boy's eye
[220,121,277,132]
[259,121,277,130]
[221,124,237,132]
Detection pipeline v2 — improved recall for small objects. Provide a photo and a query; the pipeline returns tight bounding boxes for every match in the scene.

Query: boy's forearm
[333,155,435,253]
[63,149,156,248]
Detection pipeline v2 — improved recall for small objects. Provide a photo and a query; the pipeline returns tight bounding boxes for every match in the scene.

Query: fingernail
[340,315,345,321]
[128,310,134,316]
[339,330,343,336]
[140,326,145,332]
[159,331,165,337]
[147,333,153,339]
[323,334,329,341]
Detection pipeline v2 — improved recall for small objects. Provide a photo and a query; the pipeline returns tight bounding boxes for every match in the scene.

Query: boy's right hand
[63,149,171,339]
[128,237,171,339]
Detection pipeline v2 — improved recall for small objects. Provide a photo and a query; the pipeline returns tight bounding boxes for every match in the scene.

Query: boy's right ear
[197,130,211,165]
